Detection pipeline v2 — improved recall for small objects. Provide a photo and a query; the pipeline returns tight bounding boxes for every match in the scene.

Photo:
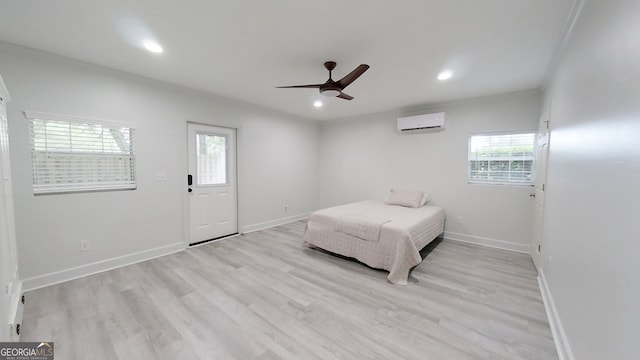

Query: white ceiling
[0,0,575,121]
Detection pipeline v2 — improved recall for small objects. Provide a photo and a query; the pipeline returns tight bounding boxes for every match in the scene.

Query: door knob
[529,193,536,198]
[188,188,193,193]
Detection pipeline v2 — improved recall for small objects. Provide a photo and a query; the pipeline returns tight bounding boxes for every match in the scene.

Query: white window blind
[468,132,536,185]
[25,111,137,194]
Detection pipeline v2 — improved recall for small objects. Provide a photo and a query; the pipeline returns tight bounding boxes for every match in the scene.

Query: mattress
[303,200,445,285]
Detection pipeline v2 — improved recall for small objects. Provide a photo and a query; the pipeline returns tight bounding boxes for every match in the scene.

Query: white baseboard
[443,231,529,253]
[538,269,574,360]
[21,242,186,292]
[241,212,310,234]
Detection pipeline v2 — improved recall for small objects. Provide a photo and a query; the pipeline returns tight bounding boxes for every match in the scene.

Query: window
[26,111,136,194]
[196,133,227,185]
[468,132,535,185]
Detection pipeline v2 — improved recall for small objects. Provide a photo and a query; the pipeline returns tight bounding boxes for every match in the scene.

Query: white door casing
[0,77,21,341]
[187,123,237,244]
[531,108,549,270]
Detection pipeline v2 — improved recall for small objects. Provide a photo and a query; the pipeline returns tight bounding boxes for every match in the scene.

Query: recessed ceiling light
[437,70,453,81]
[313,100,323,108]
[143,40,163,53]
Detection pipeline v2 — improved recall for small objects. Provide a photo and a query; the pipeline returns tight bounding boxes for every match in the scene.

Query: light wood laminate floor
[22,220,557,359]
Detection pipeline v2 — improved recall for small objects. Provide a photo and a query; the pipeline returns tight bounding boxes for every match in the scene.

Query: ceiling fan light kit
[320,89,341,97]
[277,61,369,101]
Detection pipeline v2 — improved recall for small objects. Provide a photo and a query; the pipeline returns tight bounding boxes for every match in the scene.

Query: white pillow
[384,188,425,208]
[420,193,431,207]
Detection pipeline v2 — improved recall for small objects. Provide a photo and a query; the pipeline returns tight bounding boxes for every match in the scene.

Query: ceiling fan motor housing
[320,86,341,97]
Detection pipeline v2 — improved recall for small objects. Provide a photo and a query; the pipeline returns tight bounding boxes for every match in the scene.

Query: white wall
[540,0,640,358]
[0,42,319,289]
[319,90,541,252]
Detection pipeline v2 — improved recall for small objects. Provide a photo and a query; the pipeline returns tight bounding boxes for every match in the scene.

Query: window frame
[25,110,137,195]
[467,130,537,187]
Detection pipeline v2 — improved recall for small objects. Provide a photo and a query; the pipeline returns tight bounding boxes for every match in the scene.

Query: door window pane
[196,133,227,185]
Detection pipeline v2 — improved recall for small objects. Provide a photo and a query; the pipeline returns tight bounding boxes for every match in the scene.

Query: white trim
[8,281,22,340]
[241,212,311,234]
[538,269,574,360]
[444,231,529,253]
[182,122,191,248]
[0,74,10,101]
[21,242,186,292]
[23,110,137,129]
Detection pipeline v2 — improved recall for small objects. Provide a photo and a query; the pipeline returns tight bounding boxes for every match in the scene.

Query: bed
[303,199,445,285]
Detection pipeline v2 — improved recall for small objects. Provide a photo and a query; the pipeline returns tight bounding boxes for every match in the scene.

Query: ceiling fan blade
[276,84,323,89]
[337,64,370,88]
[337,92,354,100]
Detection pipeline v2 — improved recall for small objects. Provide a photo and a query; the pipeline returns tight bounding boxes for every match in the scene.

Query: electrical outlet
[80,240,90,252]
[284,204,289,213]
[155,172,167,182]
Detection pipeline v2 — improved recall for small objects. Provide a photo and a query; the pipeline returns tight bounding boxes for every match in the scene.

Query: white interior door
[531,108,549,270]
[0,83,20,341]
[187,123,237,245]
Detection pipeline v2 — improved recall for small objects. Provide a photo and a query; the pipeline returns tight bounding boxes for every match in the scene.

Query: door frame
[0,76,22,341]
[531,107,550,270]
[183,121,240,247]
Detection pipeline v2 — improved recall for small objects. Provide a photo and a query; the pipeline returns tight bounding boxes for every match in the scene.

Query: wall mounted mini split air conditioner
[397,112,446,132]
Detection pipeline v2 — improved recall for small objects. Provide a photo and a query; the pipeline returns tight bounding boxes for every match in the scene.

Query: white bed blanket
[334,214,391,242]
[303,200,445,285]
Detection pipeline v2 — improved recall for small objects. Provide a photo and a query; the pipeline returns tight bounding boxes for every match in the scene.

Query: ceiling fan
[277,61,370,100]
